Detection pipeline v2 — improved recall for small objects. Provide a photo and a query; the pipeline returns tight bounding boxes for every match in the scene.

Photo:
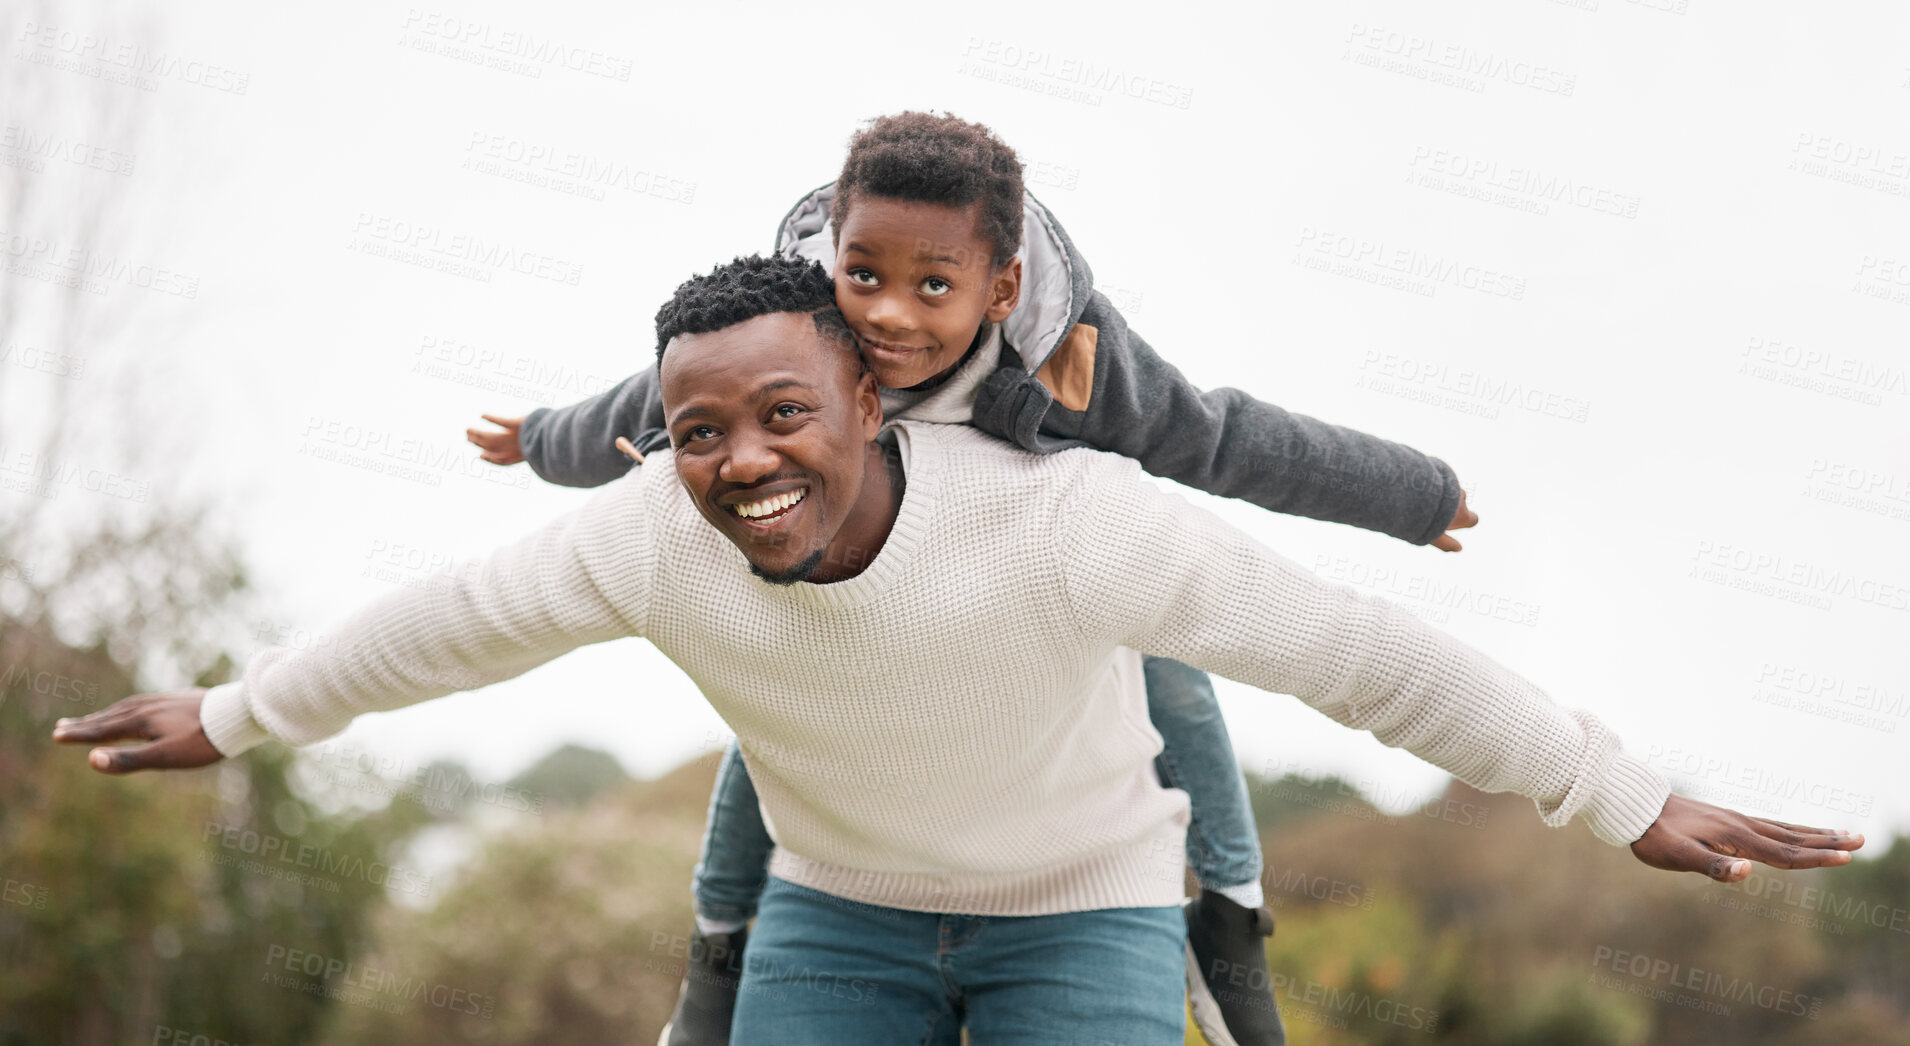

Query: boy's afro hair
[830,111,1024,269]
[654,254,861,368]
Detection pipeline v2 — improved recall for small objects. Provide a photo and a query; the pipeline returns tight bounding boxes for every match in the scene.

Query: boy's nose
[864,292,917,333]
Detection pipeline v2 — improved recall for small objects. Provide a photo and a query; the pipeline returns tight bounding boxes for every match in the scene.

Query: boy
[469,113,1477,1046]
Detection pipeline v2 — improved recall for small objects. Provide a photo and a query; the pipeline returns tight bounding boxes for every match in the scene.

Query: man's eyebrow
[668,403,717,427]
[667,379,815,427]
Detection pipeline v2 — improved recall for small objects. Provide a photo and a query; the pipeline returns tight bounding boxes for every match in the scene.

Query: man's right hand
[467,413,525,465]
[52,690,224,774]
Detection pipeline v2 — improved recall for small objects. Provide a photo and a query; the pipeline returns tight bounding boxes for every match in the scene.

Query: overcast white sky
[8,0,1908,839]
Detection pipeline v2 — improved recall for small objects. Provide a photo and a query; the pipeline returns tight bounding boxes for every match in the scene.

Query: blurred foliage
[3,519,1905,1043]
[1222,773,1910,1046]
[312,755,709,1045]
[298,763,1910,1046]
[0,515,435,1045]
[506,743,633,811]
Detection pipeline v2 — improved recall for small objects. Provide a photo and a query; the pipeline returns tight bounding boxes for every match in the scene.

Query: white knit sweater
[200,421,1671,916]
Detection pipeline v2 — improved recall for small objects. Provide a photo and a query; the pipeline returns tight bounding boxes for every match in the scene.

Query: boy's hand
[1629,794,1863,881]
[466,413,525,466]
[51,690,224,774]
[1430,489,1478,552]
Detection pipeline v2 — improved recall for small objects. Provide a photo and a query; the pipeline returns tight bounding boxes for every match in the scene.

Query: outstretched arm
[1053,451,1862,879]
[483,367,669,488]
[1012,296,1471,547]
[56,470,662,768]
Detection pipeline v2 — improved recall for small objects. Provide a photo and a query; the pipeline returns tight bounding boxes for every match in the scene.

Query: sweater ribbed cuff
[1580,752,1673,846]
[199,682,272,758]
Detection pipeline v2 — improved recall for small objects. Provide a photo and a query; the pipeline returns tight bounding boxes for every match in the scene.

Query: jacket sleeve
[518,366,671,489]
[1048,449,1670,846]
[975,293,1464,545]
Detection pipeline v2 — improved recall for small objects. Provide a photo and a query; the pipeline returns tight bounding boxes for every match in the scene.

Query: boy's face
[832,197,1022,389]
[659,311,883,584]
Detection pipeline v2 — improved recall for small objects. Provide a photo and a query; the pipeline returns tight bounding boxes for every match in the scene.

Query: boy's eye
[921,276,951,296]
[686,425,718,442]
[845,268,878,287]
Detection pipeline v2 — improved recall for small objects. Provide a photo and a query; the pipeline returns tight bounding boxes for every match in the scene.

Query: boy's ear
[985,257,1022,324]
[856,369,883,439]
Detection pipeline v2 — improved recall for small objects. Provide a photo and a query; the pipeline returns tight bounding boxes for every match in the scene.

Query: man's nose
[719,428,780,484]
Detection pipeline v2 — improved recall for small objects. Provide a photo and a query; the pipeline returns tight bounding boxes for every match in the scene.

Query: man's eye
[921,276,951,296]
[687,425,718,441]
[846,269,878,287]
[773,404,803,420]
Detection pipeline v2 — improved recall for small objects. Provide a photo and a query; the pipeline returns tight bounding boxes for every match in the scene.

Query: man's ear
[985,257,1022,324]
[856,369,883,439]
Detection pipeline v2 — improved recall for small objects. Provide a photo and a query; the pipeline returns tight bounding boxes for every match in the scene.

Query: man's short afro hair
[830,111,1024,270]
[654,254,862,368]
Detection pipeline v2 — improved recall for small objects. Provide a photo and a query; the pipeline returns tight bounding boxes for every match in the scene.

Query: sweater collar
[770,422,940,609]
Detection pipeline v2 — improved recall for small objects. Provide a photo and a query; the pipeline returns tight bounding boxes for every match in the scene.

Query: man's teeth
[733,489,806,519]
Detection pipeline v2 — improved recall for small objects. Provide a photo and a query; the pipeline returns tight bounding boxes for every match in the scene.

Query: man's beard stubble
[749,547,828,587]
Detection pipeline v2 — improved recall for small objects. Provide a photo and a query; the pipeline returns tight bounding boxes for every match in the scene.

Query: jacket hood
[774,182,1094,373]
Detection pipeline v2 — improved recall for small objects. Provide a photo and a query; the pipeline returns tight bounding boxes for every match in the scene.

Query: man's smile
[718,482,812,534]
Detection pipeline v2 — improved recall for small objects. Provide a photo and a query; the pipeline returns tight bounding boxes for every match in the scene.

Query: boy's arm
[57,471,662,767]
[1052,451,1862,875]
[516,366,670,488]
[984,294,1466,546]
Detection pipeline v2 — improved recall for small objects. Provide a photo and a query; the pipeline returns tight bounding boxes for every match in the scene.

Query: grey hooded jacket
[517,185,1463,545]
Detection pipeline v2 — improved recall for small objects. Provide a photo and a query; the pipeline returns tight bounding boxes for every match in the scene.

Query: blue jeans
[690,656,1264,921]
[732,877,1186,1045]
[1143,656,1264,892]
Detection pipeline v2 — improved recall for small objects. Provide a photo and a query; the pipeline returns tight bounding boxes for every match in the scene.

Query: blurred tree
[314,753,716,1044]
[1232,779,1910,1046]
[506,743,631,811]
[0,528,433,1044]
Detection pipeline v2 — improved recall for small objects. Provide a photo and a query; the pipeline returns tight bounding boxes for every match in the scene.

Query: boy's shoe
[1183,891,1285,1046]
[657,925,748,1046]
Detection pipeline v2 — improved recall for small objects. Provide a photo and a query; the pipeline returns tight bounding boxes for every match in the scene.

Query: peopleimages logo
[1590,946,1822,1019]
[1690,540,1910,614]
[1407,145,1640,218]
[1716,873,1910,935]
[203,822,435,896]
[958,38,1194,109]
[1342,24,1577,96]
[0,123,136,175]
[1294,227,1527,301]
[13,20,252,94]
[348,214,583,286]
[262,944,494,1018]
[397,9,634,82]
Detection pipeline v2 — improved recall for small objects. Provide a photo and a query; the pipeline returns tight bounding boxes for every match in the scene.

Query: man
[55,256,1863,1044]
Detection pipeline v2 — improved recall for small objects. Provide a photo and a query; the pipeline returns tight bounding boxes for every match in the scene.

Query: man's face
[832,196,1021,389]
[660,311,882,584]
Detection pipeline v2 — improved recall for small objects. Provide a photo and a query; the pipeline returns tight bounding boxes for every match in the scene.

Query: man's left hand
[1630,794,1864,881]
